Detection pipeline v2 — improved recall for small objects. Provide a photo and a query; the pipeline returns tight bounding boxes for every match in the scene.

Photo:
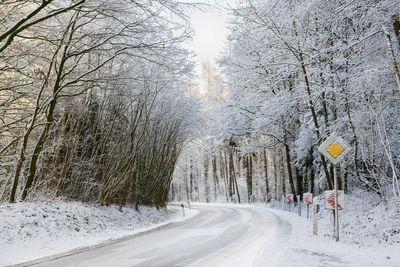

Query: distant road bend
[31,205,289,267]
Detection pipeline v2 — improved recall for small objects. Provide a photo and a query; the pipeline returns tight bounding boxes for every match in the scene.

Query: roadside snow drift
[0,199,197,266]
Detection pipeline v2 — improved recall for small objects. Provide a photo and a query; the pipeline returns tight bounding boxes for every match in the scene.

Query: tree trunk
[9,138,27,203]
[280,154,286,200]
[344,169,348,194]
[246,154,253,202]
[212,155,219,201]
[393,14,400,48]
[372,0,400,93]
[263,148,269,201]
[184,164,189,202]
[21,14,77,200]
[295,166,303,202]
[273,148,278,200]
[284,143,297,198]
[293,19,333,190]
[203,155,209,202]
[220,151,229,202]
[21,98,57,200]
[229,151,240,203]
[9,35,56,202]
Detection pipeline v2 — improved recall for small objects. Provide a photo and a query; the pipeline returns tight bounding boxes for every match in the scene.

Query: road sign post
[181,203,185,217]
[334,168,339,242]
[286,194,293,211]
[297,195,301,217]
[318,132,350,242]
[303,193,313,219]
[266,193,272,207]
[313,196,319,236]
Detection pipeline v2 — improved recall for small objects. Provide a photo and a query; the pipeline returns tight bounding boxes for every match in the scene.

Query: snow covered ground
[258,207,400,266]
[0,199,197,266]
[264,189,400,246]
[253,189,400,266]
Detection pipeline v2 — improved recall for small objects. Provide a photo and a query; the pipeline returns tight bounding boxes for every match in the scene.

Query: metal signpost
[318,132,350,242]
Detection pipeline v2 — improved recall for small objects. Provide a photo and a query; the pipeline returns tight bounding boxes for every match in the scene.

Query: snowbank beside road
[258,207,400,266]
[252,189,400,267]
[322,189,400,246]
[0,199,198,266]
[262,189,400,247]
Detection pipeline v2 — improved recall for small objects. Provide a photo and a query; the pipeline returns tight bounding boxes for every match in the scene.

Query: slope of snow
[252,189,400,267]
[325,189,400,246]
[255,207,400,266]
[265,189,400,246]
[0,199,198,266]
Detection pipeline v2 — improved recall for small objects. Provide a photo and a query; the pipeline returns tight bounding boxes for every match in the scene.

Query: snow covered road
[29,205,290,267]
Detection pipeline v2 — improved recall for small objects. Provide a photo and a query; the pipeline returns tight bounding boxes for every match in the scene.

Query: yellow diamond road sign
[318,132,350,165]
[326,142,344,159]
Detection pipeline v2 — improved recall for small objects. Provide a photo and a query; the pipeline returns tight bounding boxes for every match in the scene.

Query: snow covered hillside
[260,206,400,267]
[263,190,400,247]
[0,199,197,266]
[319,190,400,246]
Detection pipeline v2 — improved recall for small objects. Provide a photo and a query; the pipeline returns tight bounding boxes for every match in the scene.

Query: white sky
[185,3,230,87]
[189,9,229,64]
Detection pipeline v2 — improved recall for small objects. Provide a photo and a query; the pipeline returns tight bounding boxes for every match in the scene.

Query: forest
[1,1,400,265]
[0,0,201,208]
[1,0,399,210]
[171,0,400,207]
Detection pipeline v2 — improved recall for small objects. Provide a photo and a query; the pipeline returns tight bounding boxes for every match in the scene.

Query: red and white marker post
[286,194,293,211]
[303,193,313,218]
[313,196,319,236]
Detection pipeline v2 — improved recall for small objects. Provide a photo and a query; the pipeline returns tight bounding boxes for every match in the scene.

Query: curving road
[32,205,290,267]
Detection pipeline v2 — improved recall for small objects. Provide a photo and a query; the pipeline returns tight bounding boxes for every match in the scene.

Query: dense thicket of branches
[0,0,200,207]
[171,0,400,205]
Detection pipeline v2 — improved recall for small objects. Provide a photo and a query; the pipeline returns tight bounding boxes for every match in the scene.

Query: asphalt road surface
[32,205,290,267]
